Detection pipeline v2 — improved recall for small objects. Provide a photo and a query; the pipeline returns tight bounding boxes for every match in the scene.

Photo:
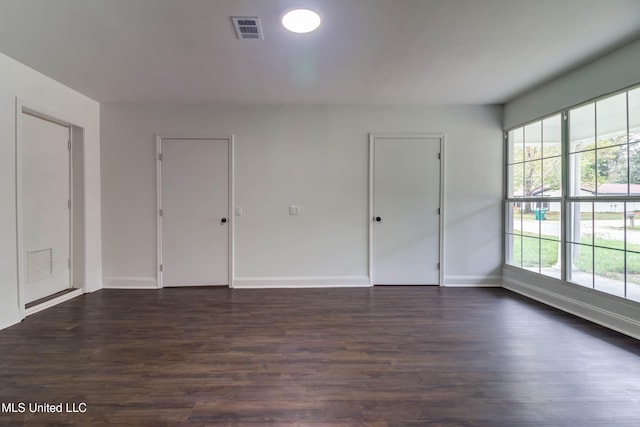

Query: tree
[576,135,627,191]
[629,143,640,186]
[511,145,562,212]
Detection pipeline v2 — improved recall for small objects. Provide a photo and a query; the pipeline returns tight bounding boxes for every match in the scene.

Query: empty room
[1,0,640,425]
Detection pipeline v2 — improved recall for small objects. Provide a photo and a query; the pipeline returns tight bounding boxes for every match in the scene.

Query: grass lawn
[521,211,635,221]
[511,232,640,278]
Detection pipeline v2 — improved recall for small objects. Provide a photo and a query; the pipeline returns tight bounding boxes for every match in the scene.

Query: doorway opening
[156,136,234,288]
[369,133,445,286]
[16,100,86,316]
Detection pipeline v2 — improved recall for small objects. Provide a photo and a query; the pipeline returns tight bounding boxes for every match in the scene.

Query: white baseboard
[0,309,22,331]
[503,276,640,340]
[233,276,371,289]
[102,276,158,289]
[444,275,502,287]
[25,289,83,316]
[162,282,227,287]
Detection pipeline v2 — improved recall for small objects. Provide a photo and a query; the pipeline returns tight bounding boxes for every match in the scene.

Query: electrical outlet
[289,205,301,215]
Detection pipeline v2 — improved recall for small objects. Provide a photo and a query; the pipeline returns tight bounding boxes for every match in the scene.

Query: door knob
[375,216,382,222]
[221,218,227,224]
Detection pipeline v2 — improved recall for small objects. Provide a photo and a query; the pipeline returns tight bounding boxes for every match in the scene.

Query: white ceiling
[0,0,639,105]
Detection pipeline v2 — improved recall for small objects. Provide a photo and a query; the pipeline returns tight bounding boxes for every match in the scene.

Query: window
[505,85,640,302]
[567,88,640,301]
[506,114,562,279]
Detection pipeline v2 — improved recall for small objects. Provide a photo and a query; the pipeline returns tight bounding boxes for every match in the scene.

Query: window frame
[504,113,564,278]
[504,82,640,302]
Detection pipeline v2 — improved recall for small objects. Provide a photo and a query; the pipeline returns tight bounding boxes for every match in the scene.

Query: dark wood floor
[1,287,639,426]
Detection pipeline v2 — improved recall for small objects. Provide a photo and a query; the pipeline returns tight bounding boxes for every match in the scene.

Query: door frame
[155,135,235,289]
[15,99,86,317]
[368,133,445,286]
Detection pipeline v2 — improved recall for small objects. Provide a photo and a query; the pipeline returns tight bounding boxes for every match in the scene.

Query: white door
[161,138,229,287]
[22,113,71,303]
[372,136,441,285]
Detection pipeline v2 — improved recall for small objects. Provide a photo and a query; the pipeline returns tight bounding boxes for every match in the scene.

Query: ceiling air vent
[231,17,263,40]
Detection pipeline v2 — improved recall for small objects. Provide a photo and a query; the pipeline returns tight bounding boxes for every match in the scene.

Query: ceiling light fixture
[282,9,321,34]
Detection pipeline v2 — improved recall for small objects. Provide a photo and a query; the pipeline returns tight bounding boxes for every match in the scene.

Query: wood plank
[0,287,639,426]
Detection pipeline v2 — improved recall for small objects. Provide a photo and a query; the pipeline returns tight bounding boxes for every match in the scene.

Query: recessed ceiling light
[282,9,321,34]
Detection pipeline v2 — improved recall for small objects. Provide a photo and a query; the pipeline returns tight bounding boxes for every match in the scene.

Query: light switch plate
[235,207,243,216]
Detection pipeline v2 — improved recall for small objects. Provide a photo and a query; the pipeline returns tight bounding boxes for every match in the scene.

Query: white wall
[101,104,503,288]
[504,39,640,129]
[0,52,101,329]
[503,40,640,338]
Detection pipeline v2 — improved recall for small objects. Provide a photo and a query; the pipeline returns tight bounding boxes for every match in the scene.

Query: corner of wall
[0,309,22,331]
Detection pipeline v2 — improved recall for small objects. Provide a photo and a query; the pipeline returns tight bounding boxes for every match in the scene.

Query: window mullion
[561,109,569,282]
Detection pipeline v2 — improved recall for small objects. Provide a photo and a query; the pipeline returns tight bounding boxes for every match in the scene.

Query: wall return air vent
[28,248,53,283]
[231,17,263,40]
